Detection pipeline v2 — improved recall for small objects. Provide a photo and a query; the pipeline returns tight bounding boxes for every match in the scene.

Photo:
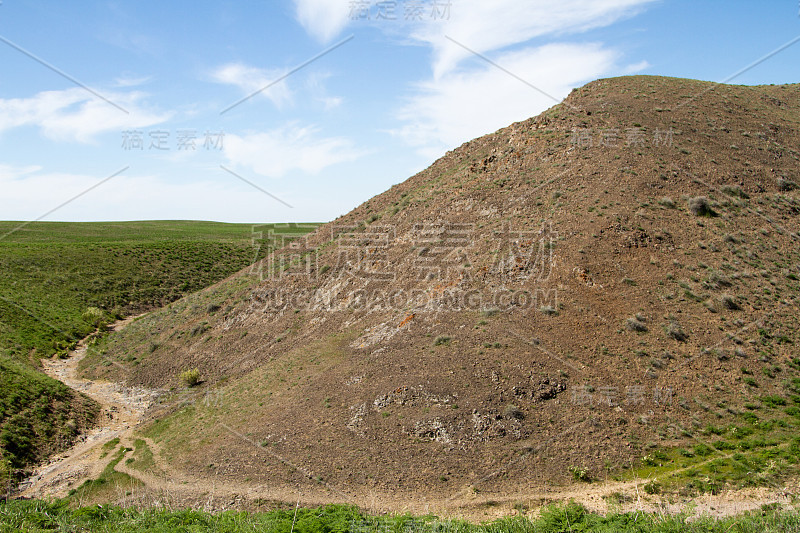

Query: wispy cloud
[306,71,343,110]
[224,124,366,178]
[293,0,351,42]
[394,43,622,158]
[113,74,153,88]
[0,88,171,143]
[210,62,293,109]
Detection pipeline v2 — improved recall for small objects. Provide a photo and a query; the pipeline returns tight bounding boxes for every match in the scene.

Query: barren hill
[83,75,800,512]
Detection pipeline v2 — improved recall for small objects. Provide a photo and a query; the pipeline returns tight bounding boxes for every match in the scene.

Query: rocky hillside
[84,76,800,511]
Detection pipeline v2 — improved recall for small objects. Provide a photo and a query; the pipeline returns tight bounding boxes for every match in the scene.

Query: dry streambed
[18,317,161,499]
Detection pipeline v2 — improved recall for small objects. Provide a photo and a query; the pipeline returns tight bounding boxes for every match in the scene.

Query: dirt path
[18,316,162,499]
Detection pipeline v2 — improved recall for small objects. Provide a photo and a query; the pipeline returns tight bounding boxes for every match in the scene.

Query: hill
[0,221,318,490]
[83,76,800,513]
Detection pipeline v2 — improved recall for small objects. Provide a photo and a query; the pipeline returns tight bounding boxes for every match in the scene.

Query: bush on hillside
[180,368,201,387]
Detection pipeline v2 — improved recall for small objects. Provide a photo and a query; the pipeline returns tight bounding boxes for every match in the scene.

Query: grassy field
[0,220,318,489]
[0,501,798,532]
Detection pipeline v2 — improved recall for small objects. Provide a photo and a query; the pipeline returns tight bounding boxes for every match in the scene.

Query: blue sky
[0,0,798,223]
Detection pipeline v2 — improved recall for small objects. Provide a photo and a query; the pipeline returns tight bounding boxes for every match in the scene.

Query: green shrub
[568,465,592,482]
[721,294,741,310]
[721,185,749,198]
[433,336,451,346]
[761,395,787,408]
[180,368,201,387]
[81,307,110,330]
[643,480,661,494]
[694,443,713,456]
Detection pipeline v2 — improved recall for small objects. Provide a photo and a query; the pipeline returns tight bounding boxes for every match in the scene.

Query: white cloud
[412,0,657,78]
[293,0,351,42]
[0,88,171,143]
[210,63,293,109]
[224,124,366,178]
[624,60,651,73]
[306,71,344,110]
[394,43,619,157]
[113,75,152,87]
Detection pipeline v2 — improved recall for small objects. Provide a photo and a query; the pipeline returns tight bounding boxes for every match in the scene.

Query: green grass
[0,500,799,532]
[66,445,142,504]
[0,356,98,485]
[0,221,319,360]
[620,404,800,496]
[0,220,319,488]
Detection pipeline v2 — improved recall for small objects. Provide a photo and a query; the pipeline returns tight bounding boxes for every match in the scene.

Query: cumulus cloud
[210,63,293,109]
[412,0,656,78]
[224,124,366,178]
[294,0,351,42]
[394,43,622,157]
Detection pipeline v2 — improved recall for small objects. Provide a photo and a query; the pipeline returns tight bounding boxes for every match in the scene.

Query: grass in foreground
[0,501,799,533]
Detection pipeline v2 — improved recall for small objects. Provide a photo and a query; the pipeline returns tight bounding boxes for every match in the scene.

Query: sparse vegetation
[657,196,676,208]
[503,404,524,420]
[688,196,717,217]
[433,335,452,346]
[721,294,741,310]
[778,178,797,191]
[665,322,688,342]
[626,316,648,332]
[539,305,558,316]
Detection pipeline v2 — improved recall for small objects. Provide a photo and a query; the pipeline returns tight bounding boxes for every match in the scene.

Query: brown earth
[75,75,800,516]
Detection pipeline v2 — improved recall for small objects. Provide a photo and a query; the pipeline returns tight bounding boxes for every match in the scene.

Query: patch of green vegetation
[1,500,800,532]
[619,402,800,497]
[128,439,156,473]
[433,335,452,346]
[99,437,120,460]
[66,445,142,504]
